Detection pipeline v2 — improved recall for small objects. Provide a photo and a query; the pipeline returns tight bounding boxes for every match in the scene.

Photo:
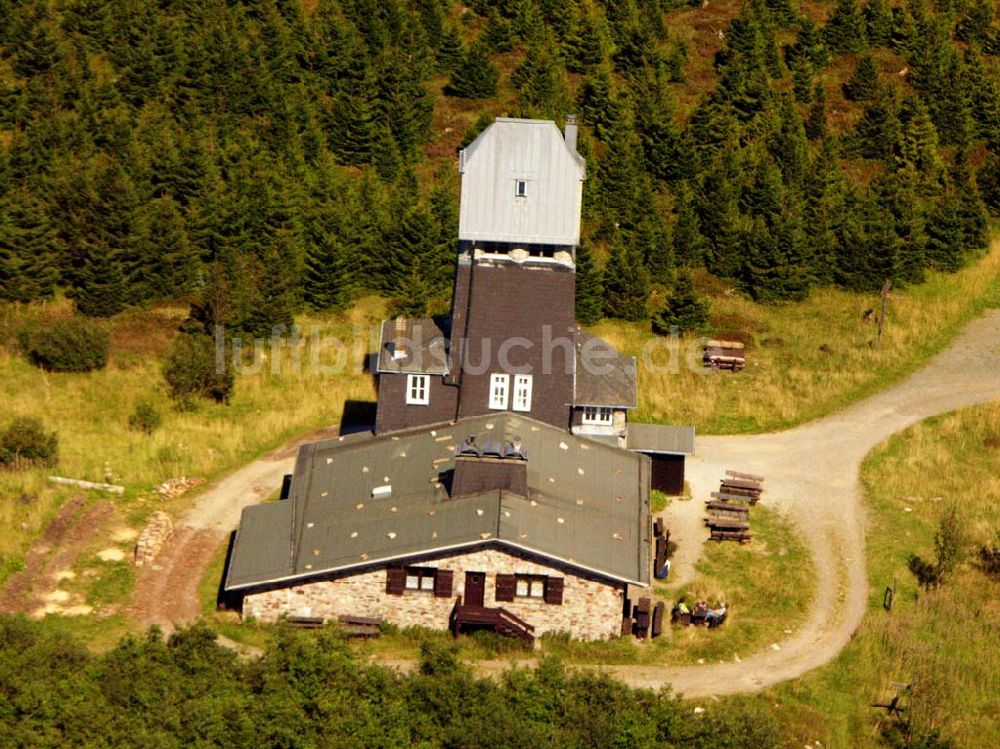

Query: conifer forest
[0,0,997,331]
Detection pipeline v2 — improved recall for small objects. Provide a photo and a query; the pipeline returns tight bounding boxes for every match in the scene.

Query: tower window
[489,373,509,410]
[515,180,527,198]
[512,374,533,412]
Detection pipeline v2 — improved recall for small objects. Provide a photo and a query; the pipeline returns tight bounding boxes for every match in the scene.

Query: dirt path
[0,496,115,617]
[127,427,339,631]
[127,310,1000,695]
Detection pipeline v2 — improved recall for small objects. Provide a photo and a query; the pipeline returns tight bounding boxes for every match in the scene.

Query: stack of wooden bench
[703,339,746,371]
[706,470,764,543]
[653,517,672,579]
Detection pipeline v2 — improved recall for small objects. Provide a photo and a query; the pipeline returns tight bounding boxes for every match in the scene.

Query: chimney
[392,316,407,360]
[564,114,578,153]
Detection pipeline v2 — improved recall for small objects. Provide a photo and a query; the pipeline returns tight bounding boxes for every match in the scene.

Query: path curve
[129,311,1000,695]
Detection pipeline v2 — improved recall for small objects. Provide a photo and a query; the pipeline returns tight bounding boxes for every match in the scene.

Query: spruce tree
[895,98,945,197]
[824,0,867,53]
[741,215,813,303]
[574,242,605,325]
[0,187,58,303]
[805,81,828,140]
[672,182,707,267]
[924,193,965,272]
[843,56,879,101]
[445,41,499,100]
[863,0,893,47]
[652,271,710,335]
[512,29,570,118]
[603,234,650,321]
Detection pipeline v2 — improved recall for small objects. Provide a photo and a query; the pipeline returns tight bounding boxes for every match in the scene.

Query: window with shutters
[386,566,452,597]
[514,574,546,599]
[512,374,532,412]
[488,373,509,410]
[405,374,429,405]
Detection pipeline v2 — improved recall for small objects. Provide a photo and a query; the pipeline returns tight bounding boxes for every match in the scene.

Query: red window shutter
[544,577,564,605]
[495,574,515,602]
[434,569,454,598]
[386,567,405,595]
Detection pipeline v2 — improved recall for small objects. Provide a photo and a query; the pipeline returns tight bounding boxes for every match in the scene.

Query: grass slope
[759,402,1000,749]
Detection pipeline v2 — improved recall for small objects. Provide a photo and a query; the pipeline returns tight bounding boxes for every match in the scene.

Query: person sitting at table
[705,602,728,627]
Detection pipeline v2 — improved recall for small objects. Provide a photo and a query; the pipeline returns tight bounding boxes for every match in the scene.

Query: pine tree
[603,234,650,321]
[74,244,129,317]
[652,271,710,335]
[137,196,199,301]
[824,0,866,53]
[805,81,828,140]
[512,29,570,118]
[895,98,945,197]
[446,41,499,100]
[435,24,464,72]
[842,55,878,101]
[924,193,965,272]
[952,157,989,252]
[562,5,610,73]
[0,187,58,303]
[672,182,707,266]
[574,242,605,325]
[852,85,900,159]
[863,0,893,47]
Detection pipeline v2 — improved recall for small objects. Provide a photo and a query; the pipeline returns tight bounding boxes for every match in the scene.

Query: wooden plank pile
[705,470,764,543]
[703,339,746,371]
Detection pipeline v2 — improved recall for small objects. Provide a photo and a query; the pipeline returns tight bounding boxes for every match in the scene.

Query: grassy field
[592,238,1000,434]
[756,403,1000,749]
[0,297,381,594]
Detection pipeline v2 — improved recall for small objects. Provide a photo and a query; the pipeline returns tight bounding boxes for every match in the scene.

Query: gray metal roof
[458,118,586,247]
[626,423,696,455]
[574,330,638,408]
[226,413,650,590]
[376,317,451,374]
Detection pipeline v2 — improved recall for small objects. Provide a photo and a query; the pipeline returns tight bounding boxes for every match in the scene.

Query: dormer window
[515,179,527,198]
[581,406,613,425]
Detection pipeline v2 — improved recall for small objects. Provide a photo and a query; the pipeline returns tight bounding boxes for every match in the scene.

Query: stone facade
[242,546,626,641]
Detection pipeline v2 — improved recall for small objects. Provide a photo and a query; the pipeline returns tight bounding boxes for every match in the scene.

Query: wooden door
[464,572,485,607]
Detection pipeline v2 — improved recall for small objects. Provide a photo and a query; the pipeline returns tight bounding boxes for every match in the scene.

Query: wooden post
[875,279,892,350]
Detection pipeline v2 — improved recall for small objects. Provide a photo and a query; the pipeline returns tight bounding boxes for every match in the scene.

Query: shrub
[128,400,162,434]
[162,334,234,405]
[0,417,58,469]
[18,317,110,373]
[977,533,1000,579]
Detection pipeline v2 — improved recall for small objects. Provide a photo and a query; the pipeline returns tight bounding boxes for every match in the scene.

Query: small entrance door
[464,572,486,607]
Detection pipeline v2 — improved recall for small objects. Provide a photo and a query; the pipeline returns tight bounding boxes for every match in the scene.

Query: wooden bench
[710,491,754,504]
[707,518,750,531]
[337,615,382,637]
[726,470,764,483]
[710,529,752,543]
[287,615,325,629]
[706,500,749,517]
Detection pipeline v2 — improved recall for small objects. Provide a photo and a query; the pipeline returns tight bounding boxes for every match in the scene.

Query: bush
[163,334,234,405]
[977,533,1000,579]
[18,317,110,372]
[0,417,58,469]
[128,400,162,434]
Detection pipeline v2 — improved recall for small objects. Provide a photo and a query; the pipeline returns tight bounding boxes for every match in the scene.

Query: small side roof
[376,317,451,375]
[226,501,294,589]
[626,423,696,455]
[574,330,637,409]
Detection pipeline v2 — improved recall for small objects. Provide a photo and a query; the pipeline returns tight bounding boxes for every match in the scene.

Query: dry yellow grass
[0,298,382,580]
[591,239,1000,433]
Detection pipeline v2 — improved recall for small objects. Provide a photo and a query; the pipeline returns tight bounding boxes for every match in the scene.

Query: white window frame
[581,406,613,425]
[512,374,533,412]
[489,373,509,410]
[405,374,429,406]
[515,179,527,198]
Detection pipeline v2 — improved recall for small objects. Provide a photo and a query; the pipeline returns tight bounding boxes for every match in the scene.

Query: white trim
[512,374,533,412]
[515,179,527,198]
[488,373,509,410]
[405,374,429,405]
[226,537,648,591]
[581,406,613,425]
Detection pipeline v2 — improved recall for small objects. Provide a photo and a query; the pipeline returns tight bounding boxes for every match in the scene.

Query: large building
[224,118,693,641]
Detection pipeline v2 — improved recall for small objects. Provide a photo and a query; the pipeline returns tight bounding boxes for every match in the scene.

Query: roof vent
[502,437,527,461]
[481,440,503,459]
[457,435,482,457]
[372,485,392,499]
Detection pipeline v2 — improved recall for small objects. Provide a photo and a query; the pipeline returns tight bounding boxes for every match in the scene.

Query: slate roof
[574,330,638,408]
[376,317,451,375]
[226,413,651,591]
